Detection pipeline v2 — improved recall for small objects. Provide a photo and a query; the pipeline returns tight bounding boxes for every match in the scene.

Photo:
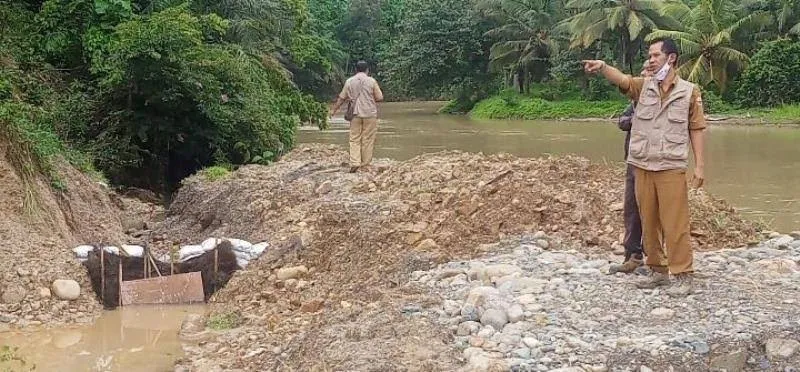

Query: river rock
[276,265,308,280]
[506,304,524,323]
[466,286,501,307]
[710,350,747,372]
[461,304,480,321]
[416,239,440,251]
[765,338,800,360]
[38,287,51,299]
[480,309,508,330]
[315,180,332,195]
[650,307,675,320]
[457,321,481,336]
[1,285,25,304]
[484,264,522,279]
[51,280,80,300]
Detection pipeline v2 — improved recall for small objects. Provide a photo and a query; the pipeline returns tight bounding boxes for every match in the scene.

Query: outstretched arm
[582,60,630,88]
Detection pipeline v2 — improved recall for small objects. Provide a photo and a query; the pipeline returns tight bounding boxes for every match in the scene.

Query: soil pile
[164,144,763,371]
[0,136,150,326]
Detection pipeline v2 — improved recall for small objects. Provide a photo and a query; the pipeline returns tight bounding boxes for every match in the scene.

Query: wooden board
[120,272,205,306]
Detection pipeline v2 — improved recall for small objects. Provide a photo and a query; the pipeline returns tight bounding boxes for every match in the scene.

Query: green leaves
[737,38,800,106]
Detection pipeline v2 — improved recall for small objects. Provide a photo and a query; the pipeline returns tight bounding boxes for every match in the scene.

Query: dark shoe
[666,273,694,297]
[635,271,670,289]
[609,253,644,274]
[348,166,359,173]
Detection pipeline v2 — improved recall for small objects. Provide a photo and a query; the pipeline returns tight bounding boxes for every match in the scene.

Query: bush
[83,6,326,191]
[470,94,628,120]
[736,39,800,107]
[700,89,735,114]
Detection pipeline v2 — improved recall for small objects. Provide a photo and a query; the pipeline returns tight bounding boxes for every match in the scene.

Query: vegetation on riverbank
[461,96,800,123]
[469,95,627,120]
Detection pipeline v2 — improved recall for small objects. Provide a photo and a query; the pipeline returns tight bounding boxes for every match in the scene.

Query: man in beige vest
[583,38,707,296]
[329,60,384,173]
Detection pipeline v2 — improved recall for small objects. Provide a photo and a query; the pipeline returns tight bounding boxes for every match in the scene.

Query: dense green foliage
[736,39,800,107]
[470,93,628,120]
[1,0,328,194]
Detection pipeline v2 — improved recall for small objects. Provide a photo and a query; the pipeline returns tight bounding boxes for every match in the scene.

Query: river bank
[455,95,800,126]
[163,144,800,371]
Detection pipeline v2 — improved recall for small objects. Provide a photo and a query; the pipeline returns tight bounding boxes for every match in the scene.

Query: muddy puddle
[0,305,205,372]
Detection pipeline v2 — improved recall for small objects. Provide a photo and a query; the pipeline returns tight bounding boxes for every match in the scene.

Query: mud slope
[0,138,129,326]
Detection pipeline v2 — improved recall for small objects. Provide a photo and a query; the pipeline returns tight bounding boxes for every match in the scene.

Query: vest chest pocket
[635,93,659,120]
[667,100,689,124]
[662,133,689,160]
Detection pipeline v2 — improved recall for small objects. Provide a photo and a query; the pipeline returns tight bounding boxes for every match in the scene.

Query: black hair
[355,60,369,73]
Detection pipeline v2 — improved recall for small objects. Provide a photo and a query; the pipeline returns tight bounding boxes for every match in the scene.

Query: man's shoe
[348,166,359,173]
[666,273,694,297]
[634,271,670,289]
[609,253,644,274]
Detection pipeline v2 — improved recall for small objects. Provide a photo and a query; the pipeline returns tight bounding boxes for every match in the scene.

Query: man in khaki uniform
[329,60,384,173]
[583,38,707,296]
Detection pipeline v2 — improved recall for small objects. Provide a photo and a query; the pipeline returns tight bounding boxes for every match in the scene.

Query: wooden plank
[120,272,205,306]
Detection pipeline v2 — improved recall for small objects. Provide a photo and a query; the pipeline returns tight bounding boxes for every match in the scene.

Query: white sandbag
[73,245,95,258]
[120,245,144,257]
[201,238,221,251]
[233,250,252,261]
[179,245,205,261]
[236,258,249,268]
[251,242,269,257]
[103,246,120,255]
[224,238,253,251]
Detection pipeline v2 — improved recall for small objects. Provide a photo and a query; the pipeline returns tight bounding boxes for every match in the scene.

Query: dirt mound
[0,138,134,326]
[163,143,763,370]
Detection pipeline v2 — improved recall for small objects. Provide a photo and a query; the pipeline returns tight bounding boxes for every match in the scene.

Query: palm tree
[743,0,800,37]
[646,0,770,92]
[558,0,677,73]
[477,0,563,92]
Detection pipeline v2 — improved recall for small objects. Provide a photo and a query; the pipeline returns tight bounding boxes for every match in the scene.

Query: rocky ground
[412,231,800,371]
[169,144,794,372]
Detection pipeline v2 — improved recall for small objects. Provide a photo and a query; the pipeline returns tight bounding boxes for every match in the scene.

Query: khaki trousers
[633,167,693,274]
[349,116,378,167]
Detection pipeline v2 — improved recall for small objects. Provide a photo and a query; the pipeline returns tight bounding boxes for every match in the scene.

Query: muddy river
[0,305,205,371]
[301,101,800,232]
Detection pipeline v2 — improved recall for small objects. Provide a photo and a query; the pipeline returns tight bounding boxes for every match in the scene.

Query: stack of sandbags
[72,244,144,262]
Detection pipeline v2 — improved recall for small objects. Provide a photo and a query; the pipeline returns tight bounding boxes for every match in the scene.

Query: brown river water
[0,305,205,371]
[1,102,796,372]
[301,101,800,233]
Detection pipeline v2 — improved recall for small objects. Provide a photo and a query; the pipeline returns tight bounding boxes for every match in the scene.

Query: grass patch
[763,104,800,121]
[207,311,241,330]
[470,93,628,120]
[197,165,232,182]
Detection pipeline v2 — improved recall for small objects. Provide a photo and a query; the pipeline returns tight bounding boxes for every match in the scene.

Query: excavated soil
[0,137,159,327]
[164,144,764,371]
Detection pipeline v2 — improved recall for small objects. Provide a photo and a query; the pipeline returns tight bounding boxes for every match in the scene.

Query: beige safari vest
[627,76,694,171]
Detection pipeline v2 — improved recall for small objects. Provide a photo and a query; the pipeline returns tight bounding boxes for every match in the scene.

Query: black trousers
[623,131,644,258]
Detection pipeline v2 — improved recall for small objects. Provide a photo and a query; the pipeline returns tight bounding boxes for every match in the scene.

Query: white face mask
[655,62,671,81]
